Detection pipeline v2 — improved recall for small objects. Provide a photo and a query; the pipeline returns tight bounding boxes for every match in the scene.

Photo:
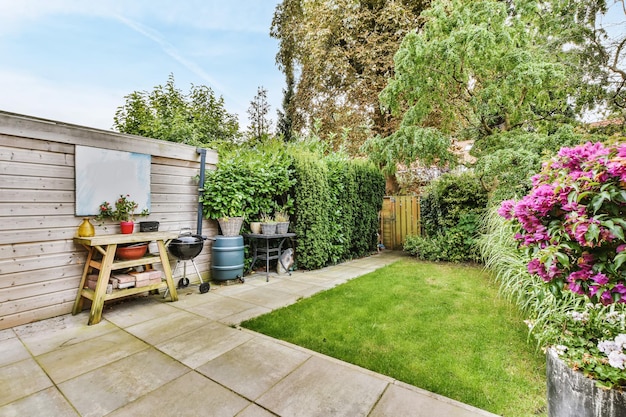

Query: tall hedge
[290,151,385,269]
[292,153,332,270]
[350,161,385,257]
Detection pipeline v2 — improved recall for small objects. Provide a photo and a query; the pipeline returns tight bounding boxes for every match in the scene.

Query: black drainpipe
[196,147,207,236]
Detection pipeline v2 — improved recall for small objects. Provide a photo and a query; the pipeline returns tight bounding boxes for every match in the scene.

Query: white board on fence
[75,145,151,216]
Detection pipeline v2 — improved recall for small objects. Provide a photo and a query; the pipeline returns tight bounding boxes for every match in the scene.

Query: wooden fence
[0,111,218,330]
[380,195,420,250]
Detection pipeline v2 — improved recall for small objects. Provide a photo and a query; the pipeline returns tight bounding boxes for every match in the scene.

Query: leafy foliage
[113,74,240,145]
[246,86,272,143]
[271,0,427,154]
[200,140,295,220]
[349,160,385,257]
[364,0,619,179]
[405,171,488,263]
[291,152,332,269]
[479,207,626,389]
[473,126,589,202]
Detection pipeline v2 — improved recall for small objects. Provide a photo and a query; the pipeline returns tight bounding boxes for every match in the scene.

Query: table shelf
[79,282,168,302]
[72,231,179,325]
[243,233,296,281]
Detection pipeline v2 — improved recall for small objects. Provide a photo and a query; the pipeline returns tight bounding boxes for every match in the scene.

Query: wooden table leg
[72,246,94,315]
[157,240,178,301]
[88,244,116,325]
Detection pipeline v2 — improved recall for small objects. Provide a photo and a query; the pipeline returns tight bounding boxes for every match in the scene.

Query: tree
[271,0,429,155]
[363,0,617,177]
[113,74,240,145]
[246,86,272,142]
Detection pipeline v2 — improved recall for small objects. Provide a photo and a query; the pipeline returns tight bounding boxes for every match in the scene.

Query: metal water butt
[211,235,244,281]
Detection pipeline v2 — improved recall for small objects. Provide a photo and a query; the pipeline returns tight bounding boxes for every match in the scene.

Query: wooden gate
[380,196,420,250]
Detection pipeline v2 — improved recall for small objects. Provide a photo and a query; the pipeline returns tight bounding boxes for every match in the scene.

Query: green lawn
[241,258,547,417]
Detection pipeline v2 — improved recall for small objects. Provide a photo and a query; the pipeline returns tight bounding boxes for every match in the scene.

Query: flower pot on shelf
[120,221,134,234]
[249,221,262,234]
[276,222,290,234]
[261,222,277,235]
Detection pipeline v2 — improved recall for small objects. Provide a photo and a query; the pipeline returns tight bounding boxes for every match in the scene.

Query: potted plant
[199,177,246,236]
[498,142,626,416]
[260,213,277,235]
[95,194,149,234]
[274,210,290,234]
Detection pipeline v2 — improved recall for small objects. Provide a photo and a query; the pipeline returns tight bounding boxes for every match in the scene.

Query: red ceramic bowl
[116,243,148,260]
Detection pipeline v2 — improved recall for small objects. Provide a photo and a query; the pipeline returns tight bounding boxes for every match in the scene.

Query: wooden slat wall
[380,196,420,250]
[0,111,218,330]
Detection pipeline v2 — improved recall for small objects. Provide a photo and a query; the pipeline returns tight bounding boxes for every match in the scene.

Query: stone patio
[0,251,500,417]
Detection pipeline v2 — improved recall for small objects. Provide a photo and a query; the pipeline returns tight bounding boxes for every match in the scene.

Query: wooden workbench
[72,231,180,325]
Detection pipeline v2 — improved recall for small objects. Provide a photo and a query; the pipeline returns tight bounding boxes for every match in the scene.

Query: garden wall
[0,111,218,330]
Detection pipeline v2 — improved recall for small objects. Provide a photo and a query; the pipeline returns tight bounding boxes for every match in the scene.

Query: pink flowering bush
[499,142,626,305]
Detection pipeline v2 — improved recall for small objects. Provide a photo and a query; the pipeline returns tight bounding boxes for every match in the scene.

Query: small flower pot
[120,221,134,234]
[249,221,262,234]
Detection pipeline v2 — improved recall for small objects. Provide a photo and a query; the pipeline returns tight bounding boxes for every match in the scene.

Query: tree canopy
[271,0,429,155]
[363,0,622,186]
[113,74,240,146]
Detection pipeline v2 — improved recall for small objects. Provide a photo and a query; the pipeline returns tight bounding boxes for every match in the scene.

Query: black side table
[243,233,296,281]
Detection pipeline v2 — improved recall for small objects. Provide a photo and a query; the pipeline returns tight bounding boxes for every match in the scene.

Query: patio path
[0,251,500,417]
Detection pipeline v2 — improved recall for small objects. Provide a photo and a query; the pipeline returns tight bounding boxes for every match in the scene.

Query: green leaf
[555,251,570,267]
[585,223,601,243]
[614,252,626,270]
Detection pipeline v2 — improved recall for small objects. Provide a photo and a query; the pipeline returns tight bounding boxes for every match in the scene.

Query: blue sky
[0,1,283,131]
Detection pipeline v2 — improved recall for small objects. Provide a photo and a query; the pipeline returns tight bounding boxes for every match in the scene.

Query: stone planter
[276,221,289,234]
[261,222,277,235]
[547,348,626,417]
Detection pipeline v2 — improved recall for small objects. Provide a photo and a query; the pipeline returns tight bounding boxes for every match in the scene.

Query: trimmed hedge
[291,152,385,269]
[204,140,385,271]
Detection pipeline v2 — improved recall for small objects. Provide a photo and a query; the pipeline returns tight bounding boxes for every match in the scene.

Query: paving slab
[0,386,79,417]
[256,355,388,417]
[106,371,250,417]
[14,312,117,356]
[236,403,277,417]
[370,382,499,417]
[124,309,210,345]
[0,358,53,407]
[101,296,181,328]
[186,296,264,321]
[0,332,30,367]
[36,328,149,383]
[156,321,253,369]
[58,348,189,417]
[197,336,310,400]
[229,286,301,310]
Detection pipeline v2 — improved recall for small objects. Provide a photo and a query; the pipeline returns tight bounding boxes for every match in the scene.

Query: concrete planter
[547,348,626,417]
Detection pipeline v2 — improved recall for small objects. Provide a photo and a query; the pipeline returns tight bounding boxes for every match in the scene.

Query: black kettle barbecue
[167,228,210,293]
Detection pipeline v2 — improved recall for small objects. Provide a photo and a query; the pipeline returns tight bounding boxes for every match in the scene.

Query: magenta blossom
[499,142,626,305]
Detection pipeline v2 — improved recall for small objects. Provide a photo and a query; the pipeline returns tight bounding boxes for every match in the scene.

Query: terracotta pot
[120,221,134,234]
[116,243,147,260]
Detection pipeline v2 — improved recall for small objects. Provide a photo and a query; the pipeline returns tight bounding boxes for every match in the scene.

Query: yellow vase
[77,218,95,237]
